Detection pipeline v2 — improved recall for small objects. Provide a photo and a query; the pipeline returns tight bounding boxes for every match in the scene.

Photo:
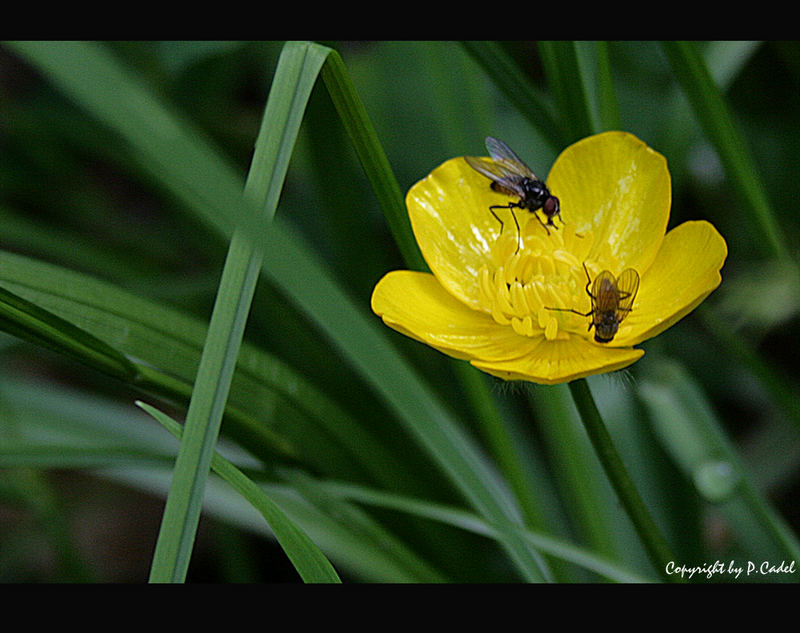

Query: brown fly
[547,262,639,343]
[465,136,561,251]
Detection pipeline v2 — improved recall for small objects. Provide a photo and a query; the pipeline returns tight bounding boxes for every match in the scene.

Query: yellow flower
[371,131,728,385]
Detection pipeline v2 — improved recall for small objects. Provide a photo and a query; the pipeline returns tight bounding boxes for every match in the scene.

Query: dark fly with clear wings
[465,137,562,249]
[547,262,640,343]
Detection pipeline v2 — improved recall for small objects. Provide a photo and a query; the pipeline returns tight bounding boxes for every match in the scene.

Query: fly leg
[488,205,506,234]
[581,262,594,299]
[490,203,524,253]
[530,210,551,236]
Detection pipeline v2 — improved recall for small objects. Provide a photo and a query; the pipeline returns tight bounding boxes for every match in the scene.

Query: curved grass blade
[137,401,341,583]
[0,375,438,582]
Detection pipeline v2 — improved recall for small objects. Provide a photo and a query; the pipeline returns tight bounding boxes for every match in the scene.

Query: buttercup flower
[371,131,727,384]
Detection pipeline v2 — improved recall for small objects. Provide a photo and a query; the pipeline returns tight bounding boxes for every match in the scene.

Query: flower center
[476,214,619,341]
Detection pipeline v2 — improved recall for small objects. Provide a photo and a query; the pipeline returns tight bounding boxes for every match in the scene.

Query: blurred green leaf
[459,41,563,152]
[5,40,259,240]
[538,41,598,141]
[717,261,800,334]
[300,475,653,583]
[638,358,800,577]
[0,283,137,382]
[661,41,790,263]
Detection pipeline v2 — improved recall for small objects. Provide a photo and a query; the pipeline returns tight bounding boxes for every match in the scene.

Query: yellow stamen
[476,225,620,340]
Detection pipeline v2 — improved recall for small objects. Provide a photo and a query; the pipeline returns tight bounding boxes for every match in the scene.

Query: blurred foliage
[0,41,798,582]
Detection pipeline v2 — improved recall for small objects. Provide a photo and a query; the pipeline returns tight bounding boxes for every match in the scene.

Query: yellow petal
[371,270,533,361]
[371,270,646,384]
[614,220,727,346]
[547,131,671,273]
[471,336,645,385]
[405,157,511,310]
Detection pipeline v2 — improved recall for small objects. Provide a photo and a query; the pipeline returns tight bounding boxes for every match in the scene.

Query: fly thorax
[520,178,550,208]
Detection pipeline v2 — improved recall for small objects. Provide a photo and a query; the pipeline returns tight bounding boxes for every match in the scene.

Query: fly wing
[591,271,620,313]
[464,155,528,198]
[615,268,640,322]
[484,137,539,180]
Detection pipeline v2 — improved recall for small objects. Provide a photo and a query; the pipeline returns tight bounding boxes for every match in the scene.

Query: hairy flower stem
[567,378,681,582]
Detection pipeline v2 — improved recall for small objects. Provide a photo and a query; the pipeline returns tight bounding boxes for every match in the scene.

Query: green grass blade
[320,49,426,272]
[10,40,551,581]
[308,477,652,583]
[0,284,137,382]
[148,42,328,583]
[137,401,341,583]
[595,41,621,131]
[451,363,547,534]
[260,218,551,581]
[0,375,434,582]
[660,41,790,262]
[147,231,261,582]
[277,470,448,582]
[459,41,564,151]
[0,247,408,488]
[538,41,599,142]
[527,384,623,561]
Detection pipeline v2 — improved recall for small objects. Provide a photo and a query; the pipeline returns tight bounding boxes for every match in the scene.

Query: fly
[547,262,639,343]
[465,136,561,251]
